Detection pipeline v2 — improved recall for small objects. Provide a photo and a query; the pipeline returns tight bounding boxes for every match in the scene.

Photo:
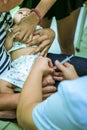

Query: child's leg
[0,79,16,94]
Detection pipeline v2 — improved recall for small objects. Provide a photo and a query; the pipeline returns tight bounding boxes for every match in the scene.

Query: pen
[54,55,74,70]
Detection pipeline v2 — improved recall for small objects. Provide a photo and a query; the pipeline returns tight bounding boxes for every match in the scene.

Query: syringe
[54,54,74,70]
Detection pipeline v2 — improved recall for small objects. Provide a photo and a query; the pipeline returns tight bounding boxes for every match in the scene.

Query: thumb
[55,60,65,71]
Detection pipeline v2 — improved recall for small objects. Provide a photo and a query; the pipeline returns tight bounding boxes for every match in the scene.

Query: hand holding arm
[13,0,56,42]
[28,28,55,56]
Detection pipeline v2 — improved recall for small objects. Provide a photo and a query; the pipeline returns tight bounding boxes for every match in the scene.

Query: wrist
[30,8,42,25]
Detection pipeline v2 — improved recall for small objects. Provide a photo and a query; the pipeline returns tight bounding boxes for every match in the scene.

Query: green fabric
[0,121,23,130]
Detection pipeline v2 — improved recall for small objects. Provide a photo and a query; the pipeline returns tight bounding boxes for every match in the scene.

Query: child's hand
[53,60,79,80]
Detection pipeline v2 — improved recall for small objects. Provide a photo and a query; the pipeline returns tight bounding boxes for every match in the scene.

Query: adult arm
[11,28,55,59]
[13,0,56,42]
[17,56,54,130]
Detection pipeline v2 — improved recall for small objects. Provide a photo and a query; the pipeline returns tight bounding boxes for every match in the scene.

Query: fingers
[29,34,48,46]
[40,45,50,56]
[26,34,33,44]
[53,71,64,81]
[35,56,54,75]
[31,40,50,55]
[33,29,43,35]
[13,32,20,40]
[42,85,57,100]
[42,85,56,94]
[55,60,66,72]
[42,75,55,87]
[13,25,20,34]
[12,25,31,42]
[53,76,64,81]
[21,32,33,43]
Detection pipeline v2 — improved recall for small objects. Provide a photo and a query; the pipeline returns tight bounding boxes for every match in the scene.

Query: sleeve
[32,77,87,130]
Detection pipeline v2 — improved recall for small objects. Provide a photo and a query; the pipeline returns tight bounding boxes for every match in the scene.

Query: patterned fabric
[0,12,13,74]
[32,76,87,130]
[0,54,39,88]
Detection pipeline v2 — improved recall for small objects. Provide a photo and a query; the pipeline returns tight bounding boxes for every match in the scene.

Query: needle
[54,55,74,70]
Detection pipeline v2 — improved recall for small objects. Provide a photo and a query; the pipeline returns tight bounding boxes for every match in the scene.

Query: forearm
[29,0,56,26]
[36,0,57,17]
[0,93,20,110]
[17,68,43,129]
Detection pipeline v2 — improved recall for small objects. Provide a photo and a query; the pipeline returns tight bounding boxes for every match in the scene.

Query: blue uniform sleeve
[32,76,87,130]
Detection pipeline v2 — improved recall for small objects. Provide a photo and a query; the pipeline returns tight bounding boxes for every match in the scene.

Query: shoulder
[59,76,87,128]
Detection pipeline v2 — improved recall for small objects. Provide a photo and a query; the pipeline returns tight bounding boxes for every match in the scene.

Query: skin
[12,0,80,55]
[12,0,57,55]
[0,0,56,119]
[3,8,56,96]
[4,8,55,59]
[17,56,79,130]
[53,60,79,81]
[0,0,24,120]
[0,0,23,12]
[4,28,55,59]
[40,8,80,55]
[14,8,31,24]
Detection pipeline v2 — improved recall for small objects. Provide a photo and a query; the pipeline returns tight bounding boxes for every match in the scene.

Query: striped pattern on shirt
[0,12,13,74]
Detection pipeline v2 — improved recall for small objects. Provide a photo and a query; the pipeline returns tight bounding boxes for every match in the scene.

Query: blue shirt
[32,76,87,130]
[0,12,13,74]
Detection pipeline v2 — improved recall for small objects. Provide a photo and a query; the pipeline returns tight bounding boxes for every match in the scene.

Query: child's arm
[4,31,14,51]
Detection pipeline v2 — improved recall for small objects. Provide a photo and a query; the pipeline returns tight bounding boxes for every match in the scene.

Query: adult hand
[42,74,56,100]
[53,60,79,80]
[42,85,56,100]
[13,13,39,42]
[28,28,55,56]
[33,56,54,76]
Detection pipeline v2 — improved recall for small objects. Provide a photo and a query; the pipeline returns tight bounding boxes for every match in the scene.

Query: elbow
[17,108,23,128]
[17,103,37,130]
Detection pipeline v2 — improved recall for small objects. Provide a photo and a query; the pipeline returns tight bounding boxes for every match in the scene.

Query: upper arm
[17,103,38,130]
